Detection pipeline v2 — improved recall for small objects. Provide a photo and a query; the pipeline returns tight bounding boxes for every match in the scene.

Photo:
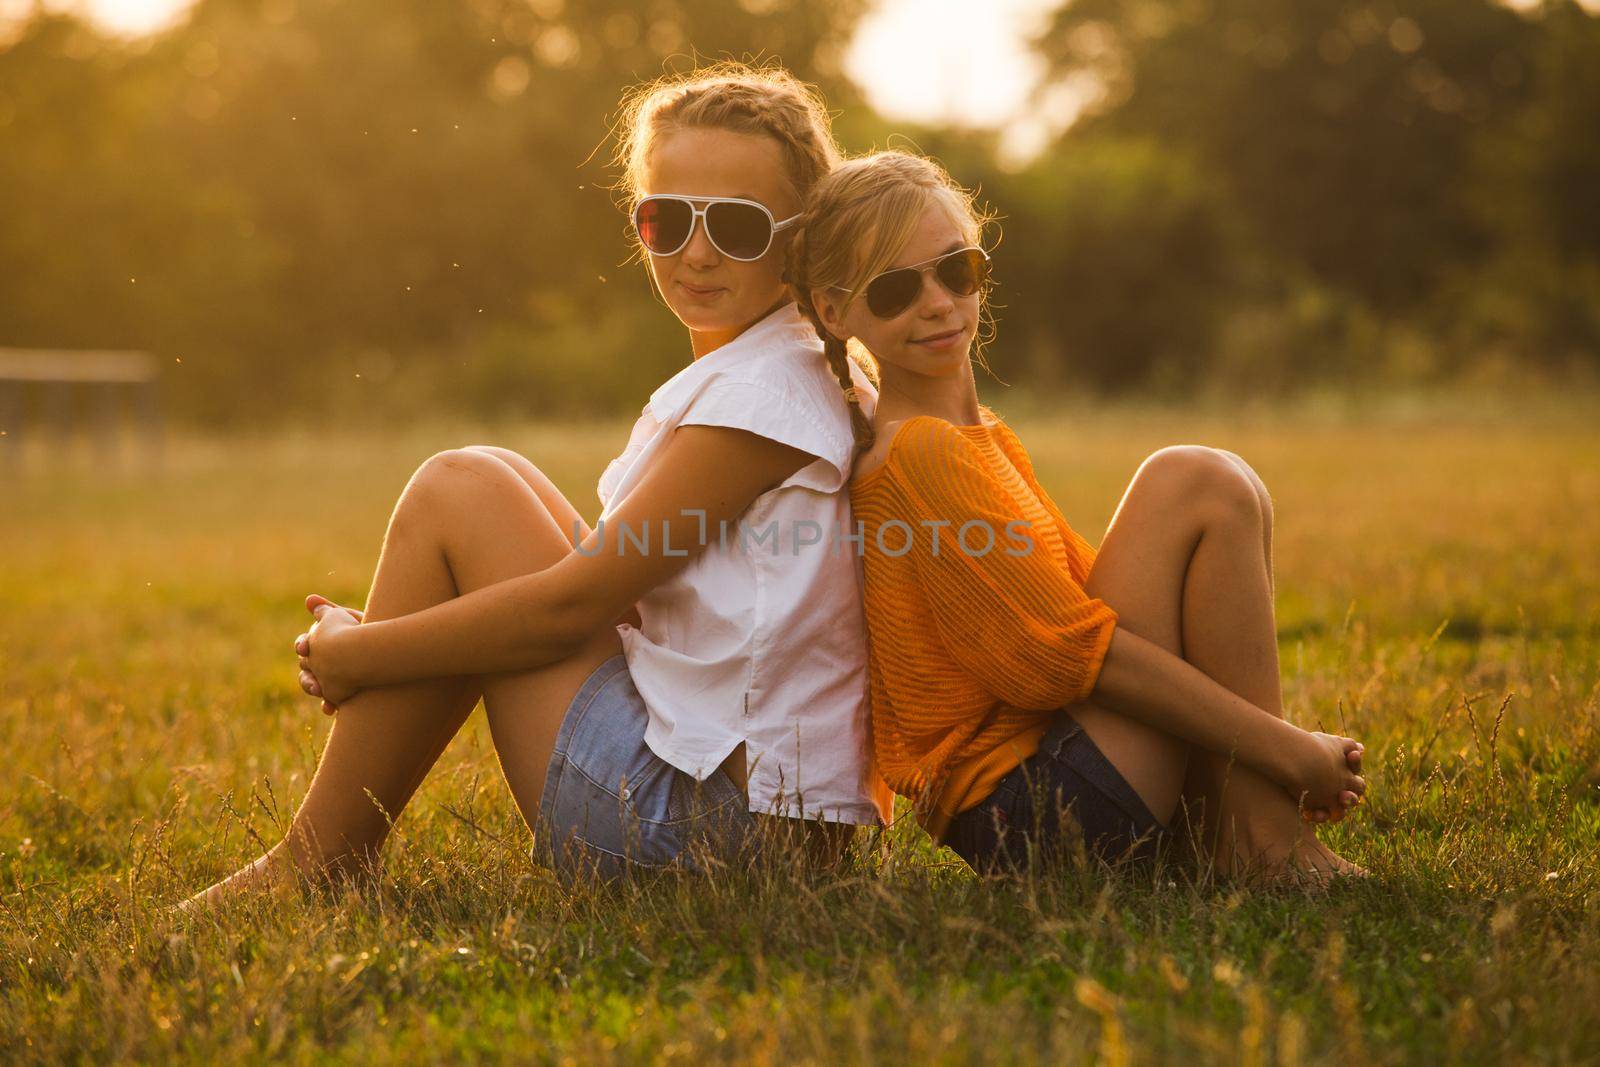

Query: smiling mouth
[911,327,964,344]
[677,281,725,296]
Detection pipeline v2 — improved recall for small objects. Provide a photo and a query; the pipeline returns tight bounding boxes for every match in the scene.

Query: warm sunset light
[0,0,186,34]
[7,0,1066,136]
[3,0,1598,1061]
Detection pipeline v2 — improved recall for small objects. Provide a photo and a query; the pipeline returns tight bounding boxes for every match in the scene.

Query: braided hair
[788,152,997,468]
[788,214,880,467]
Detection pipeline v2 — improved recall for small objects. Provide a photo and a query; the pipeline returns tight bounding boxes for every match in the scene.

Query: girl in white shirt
[187,64,890,902]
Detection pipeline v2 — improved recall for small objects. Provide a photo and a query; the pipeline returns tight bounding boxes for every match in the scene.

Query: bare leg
[186,447,621,906]
[1068,446,1357,881]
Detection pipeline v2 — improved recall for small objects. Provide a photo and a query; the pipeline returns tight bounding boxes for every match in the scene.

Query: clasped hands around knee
[295,593,364,715]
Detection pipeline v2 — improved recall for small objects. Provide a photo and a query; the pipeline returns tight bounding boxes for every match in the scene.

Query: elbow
[493,585,613,670]
[550,586,625,656]
[1007,620,1117,710]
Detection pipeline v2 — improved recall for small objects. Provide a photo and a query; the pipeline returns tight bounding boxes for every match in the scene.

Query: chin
[905,347,973,376]
[675,308,741,334]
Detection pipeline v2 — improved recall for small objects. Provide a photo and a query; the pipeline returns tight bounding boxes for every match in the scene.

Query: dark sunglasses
[839,246,992,319]
[631,195,799,262]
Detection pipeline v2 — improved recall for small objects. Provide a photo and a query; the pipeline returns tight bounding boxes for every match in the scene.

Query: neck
[873,359,984,428]
[688,298,789,360]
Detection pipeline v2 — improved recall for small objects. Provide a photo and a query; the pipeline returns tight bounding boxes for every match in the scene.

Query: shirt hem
[748,797,887,826]
[645,734,885,826]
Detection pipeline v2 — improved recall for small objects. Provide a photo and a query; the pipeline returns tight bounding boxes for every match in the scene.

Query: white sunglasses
[631,194,801,261]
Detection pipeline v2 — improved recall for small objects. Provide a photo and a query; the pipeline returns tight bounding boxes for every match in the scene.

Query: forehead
[887,201,968,270]
[643,127,796,211]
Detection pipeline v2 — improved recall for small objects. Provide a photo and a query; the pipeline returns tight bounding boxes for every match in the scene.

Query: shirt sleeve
[887,418,1118,712]
[991,418,1099,584]
[672,375,851,494]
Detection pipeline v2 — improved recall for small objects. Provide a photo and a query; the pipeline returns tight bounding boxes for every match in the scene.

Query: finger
[350,609,364,622]
[295,633,309,655]
[1340,790,1359,808]
[1346,748,1363,771]
[299,655,311,671]
[322,699,336,717]
[299,669,315,695]
[306,593,333,610]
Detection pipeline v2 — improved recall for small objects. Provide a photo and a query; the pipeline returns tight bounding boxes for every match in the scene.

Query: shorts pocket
[665,768,756,868]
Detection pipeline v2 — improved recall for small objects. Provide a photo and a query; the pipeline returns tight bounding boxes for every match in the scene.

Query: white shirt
[596,302,889,825]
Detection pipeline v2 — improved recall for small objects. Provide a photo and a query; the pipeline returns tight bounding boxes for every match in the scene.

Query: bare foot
[174,845,307,917]
[1229,828,1369,889]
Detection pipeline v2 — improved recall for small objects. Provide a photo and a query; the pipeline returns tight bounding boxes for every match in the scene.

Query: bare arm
[308,424,814,693]
[1090,629,1360,808]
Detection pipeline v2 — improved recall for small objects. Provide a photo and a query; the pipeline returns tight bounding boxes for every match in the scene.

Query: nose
[917,269,956,317]
[681,216,720,268]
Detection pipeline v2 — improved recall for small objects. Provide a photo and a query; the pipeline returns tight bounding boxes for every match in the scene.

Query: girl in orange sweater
[789,152,1367,881]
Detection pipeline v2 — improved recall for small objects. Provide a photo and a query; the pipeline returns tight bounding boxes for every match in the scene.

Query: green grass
[2,396,1598,1064]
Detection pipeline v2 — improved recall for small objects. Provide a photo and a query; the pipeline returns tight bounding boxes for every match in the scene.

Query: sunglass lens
[865,269,922,318]
[635,198,692,255]
[937,249,987,296]
[705,201,773,259]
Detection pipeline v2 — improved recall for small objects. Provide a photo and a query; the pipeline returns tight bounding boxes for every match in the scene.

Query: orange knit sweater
[849,407,1119,841]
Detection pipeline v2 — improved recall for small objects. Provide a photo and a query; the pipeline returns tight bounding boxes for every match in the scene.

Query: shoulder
[711,336,851,434]
[851,417,906,483]
[650,305,833,419]
[983,414,1035,467]
[854,415,988,489]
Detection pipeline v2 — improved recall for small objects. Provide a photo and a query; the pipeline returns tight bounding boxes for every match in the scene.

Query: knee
[1134,445,1263,526]
[409,447,521,504]
[390,448,521,532]
[1215,448,1273,529]
[461,444,540,479]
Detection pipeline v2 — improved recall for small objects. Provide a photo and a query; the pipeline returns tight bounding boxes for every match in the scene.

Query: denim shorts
[944,711,1168,873]
[536,653,759,882]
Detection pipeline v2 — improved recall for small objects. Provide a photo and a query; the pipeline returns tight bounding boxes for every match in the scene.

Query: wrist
[1256,718,1311,790]
[327,620,373,687]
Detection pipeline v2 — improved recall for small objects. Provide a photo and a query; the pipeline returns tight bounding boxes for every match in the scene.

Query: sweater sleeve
[887,418,1118,712]
[990,418,1100,584]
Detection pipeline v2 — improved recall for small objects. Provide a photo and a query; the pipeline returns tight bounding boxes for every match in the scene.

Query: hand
[295,593,364,714]
[1283,731,1366,821]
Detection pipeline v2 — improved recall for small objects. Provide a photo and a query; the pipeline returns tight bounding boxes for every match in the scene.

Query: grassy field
[2,395,1598,1064]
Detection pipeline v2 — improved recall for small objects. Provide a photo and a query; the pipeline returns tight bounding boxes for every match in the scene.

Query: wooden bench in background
[0,348,164,472]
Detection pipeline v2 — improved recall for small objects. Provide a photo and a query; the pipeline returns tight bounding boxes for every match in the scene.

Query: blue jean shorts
[536,653,759,882]
[944,711,1168,873]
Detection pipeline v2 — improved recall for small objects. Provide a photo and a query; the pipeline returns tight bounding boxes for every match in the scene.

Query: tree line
[1,0,1595,422]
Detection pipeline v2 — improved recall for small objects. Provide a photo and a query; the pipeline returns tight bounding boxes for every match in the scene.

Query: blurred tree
[1034,0,1538,312]
[990,136,1238,393]
[1449,0,1600,367]
[1020,0,1600,387]
[0,0,869,422]
[3,0,1597,413]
